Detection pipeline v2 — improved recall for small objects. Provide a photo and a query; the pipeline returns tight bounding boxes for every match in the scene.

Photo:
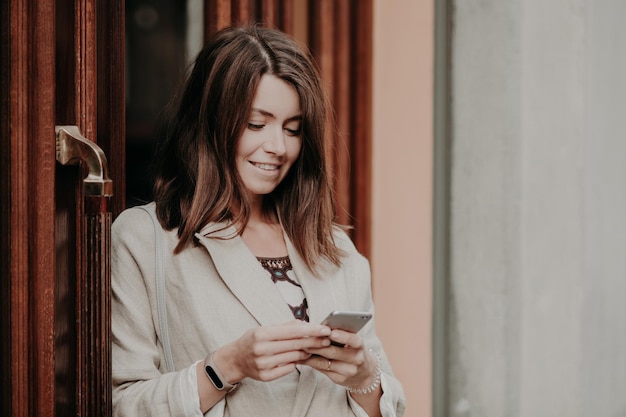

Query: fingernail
[320,327,331,336]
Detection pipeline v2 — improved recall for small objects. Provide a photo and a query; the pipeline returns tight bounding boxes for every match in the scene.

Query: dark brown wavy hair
[152,25,342,272]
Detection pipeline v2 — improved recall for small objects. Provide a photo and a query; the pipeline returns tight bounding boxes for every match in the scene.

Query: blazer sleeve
[335,229,407,416]
[111,208,206,417]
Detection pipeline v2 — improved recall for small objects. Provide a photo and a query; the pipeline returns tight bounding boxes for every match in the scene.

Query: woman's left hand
[298,329,377,388]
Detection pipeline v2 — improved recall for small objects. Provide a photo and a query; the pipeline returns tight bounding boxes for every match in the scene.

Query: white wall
[447,1,626,415]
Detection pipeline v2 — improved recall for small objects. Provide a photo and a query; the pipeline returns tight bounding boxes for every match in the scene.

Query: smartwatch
[204,352,239,393]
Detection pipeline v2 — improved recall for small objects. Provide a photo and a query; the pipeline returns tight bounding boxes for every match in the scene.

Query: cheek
[235,137,254,160]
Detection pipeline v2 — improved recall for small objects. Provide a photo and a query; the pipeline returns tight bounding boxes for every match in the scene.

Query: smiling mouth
[250,162,280,171]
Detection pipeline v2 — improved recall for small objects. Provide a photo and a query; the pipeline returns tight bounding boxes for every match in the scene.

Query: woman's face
[236,74,303,199]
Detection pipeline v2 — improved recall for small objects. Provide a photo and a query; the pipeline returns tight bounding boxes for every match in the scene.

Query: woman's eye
[248,123,264,130]
[284,126,302,136]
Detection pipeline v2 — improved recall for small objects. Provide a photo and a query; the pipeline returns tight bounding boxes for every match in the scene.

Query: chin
[246,186,278,197]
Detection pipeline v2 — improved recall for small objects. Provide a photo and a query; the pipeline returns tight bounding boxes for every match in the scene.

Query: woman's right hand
[214,320,332,384]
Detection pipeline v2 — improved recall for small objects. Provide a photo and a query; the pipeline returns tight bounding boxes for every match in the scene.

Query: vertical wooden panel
[74,3,98,416]
[290,0,308,43]
[0,0,10,412]
[97,0,125,217]
[55,2,79,416]
[0,0,57,416]
[278,0,295,35]
[331,1,352,231]
[83,196,113,417]
[308,0,340,222]
[30,0,58,412]
[205,0,291,33]
[54,165,79,417]
[308,1,335,105]
[349,0,373,256]
[94,6,120,407]
[260,0,279,27]
[205,0,232,36]
[232,0,251,27]
[76,0,98,139]
[5,2,31,414]
[309,1,372,256]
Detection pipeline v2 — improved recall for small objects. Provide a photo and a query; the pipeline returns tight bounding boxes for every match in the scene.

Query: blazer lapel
[284,234,344,417]
[195,223,294,327]
[289,366,320,417]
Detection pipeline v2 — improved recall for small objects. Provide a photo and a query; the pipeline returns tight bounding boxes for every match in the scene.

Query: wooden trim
[260,0,279,27]
[205,0,232,36]
[76,0,98,139]
[332,0,352,231]
[97,0,125,217]
[1,0,57,416]
[350,0,373,257]
[232,1,250,27]
[278,0,295,35]
[81,196,113,417]
[0,0,10,412]
[73,3,98,416]
[307,0,373,256]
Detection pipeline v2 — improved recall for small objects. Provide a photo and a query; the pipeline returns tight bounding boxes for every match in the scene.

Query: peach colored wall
[371,1,433,417]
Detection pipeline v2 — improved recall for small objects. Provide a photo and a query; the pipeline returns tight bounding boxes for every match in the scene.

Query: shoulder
[330,225,370,271]
[114,202,149,220]
[112,203,161,248]
[113,203,156,230]
[331,225,360,254]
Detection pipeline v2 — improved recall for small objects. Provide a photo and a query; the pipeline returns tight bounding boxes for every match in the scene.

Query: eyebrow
[251,108,302,122]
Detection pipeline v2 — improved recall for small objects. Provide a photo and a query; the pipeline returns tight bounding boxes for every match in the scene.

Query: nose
[262,127,286,156]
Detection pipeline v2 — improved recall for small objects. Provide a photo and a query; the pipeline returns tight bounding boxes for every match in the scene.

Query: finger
[252,334,331,358]
[256,362,299,382]
[299,355,353,381]
[254,349,312,370]
[329,329,363,349]
[300,354,336,372]
[263,321,331,341]
[304,343,342,360]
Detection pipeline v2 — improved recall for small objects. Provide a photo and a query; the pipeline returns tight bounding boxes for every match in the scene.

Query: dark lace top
[257,256,309,322]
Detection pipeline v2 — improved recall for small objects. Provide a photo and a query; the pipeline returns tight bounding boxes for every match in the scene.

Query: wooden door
[0,1,125,416]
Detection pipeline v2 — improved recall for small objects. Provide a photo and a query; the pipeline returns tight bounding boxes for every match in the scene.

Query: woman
[112,25,406,416]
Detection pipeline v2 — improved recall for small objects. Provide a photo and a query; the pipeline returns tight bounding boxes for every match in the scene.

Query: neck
[240,203,287,258]
[232,195,278,230]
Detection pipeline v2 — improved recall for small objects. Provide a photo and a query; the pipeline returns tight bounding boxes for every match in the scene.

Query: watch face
[205,365,225,390]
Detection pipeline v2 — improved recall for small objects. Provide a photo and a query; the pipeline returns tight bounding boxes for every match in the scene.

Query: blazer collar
[195,222,341,327]
[195,222,294,326]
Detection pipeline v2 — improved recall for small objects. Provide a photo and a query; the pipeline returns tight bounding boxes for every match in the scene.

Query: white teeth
[252,162,278,171]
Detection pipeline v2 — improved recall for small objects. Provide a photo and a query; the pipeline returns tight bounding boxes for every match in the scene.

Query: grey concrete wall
[446,1,626,416]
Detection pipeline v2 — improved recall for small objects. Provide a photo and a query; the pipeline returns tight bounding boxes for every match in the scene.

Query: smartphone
[321,310,373,333]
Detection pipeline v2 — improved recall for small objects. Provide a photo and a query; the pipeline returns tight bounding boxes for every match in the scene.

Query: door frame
[0,1,125,416]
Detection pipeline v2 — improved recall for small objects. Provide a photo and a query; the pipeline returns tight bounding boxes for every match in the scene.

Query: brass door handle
[55,125,113,196]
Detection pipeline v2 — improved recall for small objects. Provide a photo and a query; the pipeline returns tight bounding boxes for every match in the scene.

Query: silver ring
[327,360,332,371]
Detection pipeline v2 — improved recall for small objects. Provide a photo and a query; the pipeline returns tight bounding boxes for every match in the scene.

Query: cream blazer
[112,204,406,416]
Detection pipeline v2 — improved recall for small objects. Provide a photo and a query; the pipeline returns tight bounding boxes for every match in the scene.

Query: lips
[250,161,280,171]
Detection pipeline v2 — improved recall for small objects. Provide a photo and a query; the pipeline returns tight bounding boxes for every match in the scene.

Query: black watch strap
[204,352,239,393]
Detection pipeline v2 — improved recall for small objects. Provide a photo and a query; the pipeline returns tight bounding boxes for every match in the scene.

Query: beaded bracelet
[345,349,382,395]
